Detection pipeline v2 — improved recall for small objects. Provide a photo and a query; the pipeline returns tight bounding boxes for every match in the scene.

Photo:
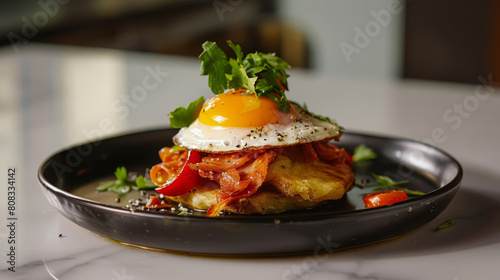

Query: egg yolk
[199,89,287,127]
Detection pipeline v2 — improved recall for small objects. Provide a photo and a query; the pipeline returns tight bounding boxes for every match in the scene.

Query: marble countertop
[1,44,500,280]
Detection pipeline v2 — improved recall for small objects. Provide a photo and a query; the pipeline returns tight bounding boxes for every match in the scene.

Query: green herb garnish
[199,41,233,95]
[371,173,409,187]
[168,96,205,129]
[114,166,128,183]
[178,211,189,216]
[401,188,426,196]
[352,147,424,196]
[352,144,377,162]
[135,175,156,190]
[199,40,291,111]
[169,40,344,128]
[357,173,425,196]
[436,219,456,231]
[96,166,156,194]
[169,40,293,129]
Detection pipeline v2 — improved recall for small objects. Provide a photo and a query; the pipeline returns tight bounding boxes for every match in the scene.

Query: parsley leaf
[372,173,409,187]
[178,211,189,216]
[228,58,256,93]
[436,219,456,231]
[135,175,156,190]
[96,167,156,194]
[198,40,291,112]
[353,144,377,162]
[96,181,116,192]
[357,173,424,196]
[199,41,229,95]
[107,183,131,194]
[256,69,291,112]
[169,96,205,129]
[135,175,147,189]
[401,188,426,196]
[228,40,243,62]
[114,166,128,183]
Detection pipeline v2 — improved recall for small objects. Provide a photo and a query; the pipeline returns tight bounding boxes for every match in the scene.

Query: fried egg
[173,89,341,153]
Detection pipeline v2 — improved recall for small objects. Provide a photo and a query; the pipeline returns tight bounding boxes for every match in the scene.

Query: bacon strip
[302,143,319,163]
[192,150,277,217]
[312,141,350,164]
[151,141,352,216]
[190,152,257,173]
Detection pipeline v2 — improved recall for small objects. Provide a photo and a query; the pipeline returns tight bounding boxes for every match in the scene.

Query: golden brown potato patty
[169,151,355,215]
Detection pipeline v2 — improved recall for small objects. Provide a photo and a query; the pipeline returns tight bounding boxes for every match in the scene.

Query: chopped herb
[169,96,205,128]
[199,41,230,95]
[107,183,131,194]
[172,41,353,128]
[372,173,409,187]
[356,173,424,196]
[96,181,116,192]
[178,211,189,216]
[228,40,243,62]
[436,219,455,231]
[199,40,291,112]
[135,175,156,190]
[400,188,426,196]
[353,144,377,162]
[96,167,156,194]
[114,166,128,183]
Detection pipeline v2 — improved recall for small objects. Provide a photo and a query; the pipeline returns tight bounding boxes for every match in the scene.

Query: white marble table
[1,44,500,280]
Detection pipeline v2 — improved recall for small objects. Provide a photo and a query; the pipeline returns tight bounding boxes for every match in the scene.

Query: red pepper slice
[276,78,287,92]
[155,150,201,196]
[362,190,408,208]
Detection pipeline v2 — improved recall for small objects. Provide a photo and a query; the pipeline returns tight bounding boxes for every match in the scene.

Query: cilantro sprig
[169,96,205,129]
[168,40,293,129]
[199,40,291,112]
[436,219,456,231]
[352,144,377,162]
[351,145,424,196]
[357,173,425,196]
[371,173,409,187]
[96,167,156,194]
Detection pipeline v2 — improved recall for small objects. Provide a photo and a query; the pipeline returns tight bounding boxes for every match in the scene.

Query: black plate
[38,128,462,256]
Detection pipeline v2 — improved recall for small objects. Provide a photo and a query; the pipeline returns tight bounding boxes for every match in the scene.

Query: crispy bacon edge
[150,140,352,217]
[190,150,277,217]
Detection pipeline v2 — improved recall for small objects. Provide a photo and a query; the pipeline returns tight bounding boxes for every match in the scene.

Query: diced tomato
[362,190,408,208]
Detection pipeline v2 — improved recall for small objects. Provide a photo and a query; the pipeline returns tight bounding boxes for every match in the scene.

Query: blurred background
[1,0,498,84]
[2,2,500,279]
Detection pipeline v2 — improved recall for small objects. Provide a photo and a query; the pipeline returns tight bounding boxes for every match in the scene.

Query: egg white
[173,105,341,153]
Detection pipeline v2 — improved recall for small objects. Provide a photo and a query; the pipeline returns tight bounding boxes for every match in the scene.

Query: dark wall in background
[403,0,496,84]
[0,0,310,68]
[3,1,499,84]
